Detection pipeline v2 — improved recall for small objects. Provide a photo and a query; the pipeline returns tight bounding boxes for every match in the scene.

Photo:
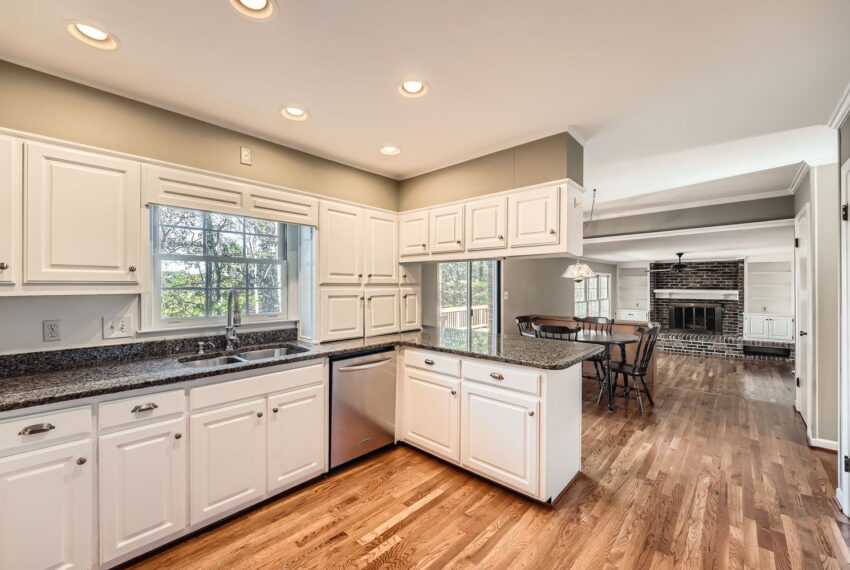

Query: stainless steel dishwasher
[329,348,397,468]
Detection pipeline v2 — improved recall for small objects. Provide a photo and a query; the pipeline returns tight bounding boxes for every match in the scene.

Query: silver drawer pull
[489,372,504,380]
[18,423,56,436]
[424,359,435,366]
[451,389,457,395]
[131,403,159,413]
[528,410,535,417]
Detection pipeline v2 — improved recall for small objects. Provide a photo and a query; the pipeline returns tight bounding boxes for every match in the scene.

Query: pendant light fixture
[562,188,597,283]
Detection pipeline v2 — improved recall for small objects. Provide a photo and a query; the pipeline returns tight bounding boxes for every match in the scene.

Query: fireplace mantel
[653,289,740,301]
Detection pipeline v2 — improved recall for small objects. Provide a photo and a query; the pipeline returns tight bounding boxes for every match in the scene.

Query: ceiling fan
[647,252,689,273]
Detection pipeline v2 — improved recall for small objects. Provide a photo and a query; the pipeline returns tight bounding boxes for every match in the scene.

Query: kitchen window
[574,273,611,318]
[437,260,500,333]
[149,205,292,328]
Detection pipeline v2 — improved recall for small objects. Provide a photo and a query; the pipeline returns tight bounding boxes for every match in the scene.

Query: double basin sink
[181,345,310,368]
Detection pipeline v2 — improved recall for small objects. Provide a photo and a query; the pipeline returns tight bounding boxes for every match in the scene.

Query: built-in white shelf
[745,260,793,316]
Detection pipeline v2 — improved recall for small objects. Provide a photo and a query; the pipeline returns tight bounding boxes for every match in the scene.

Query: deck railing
[439,305,491,330]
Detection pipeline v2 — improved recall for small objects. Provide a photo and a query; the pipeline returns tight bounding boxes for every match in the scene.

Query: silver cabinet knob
[257,412,264,418]
[0,262,8,270]
[359,296,365,300]
[528,410,535,416]
[367,297,372,301]
[402,274,408,278]
[368,274,373,278]
[272,407,279,413]
[358,273,363,278]
[174,433,182,440]
[421,243,426,248]
[548,229,556,235]
[456,240,462,245]
[77,457,87,465]
[129,266,137,272]
[497,235,503,240]
[451,389,457,395]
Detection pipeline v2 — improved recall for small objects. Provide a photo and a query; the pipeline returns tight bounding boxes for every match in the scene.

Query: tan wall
[397,133,583,211]
[840,114,850,166]
[0,60,398,210]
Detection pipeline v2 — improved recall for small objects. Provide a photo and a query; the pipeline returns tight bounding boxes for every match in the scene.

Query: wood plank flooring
[129,354,848,569]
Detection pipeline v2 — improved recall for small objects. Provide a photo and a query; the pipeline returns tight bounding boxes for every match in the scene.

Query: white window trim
[574,272,612,319]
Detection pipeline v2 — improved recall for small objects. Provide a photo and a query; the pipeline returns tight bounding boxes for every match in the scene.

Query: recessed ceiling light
[280,106,310,121]
[380,145,402,155]
[65,20,120,50]
[399,79,429,98]
[229,0,276,20]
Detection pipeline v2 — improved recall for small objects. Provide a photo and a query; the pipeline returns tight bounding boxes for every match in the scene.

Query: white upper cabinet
[320,288,364,341]
[364,209,399,284]
[319,201,364,285]
[25,142,141,283]
[142,164,318,226]
[267,384,326,493]
[365,288,400,337]
[399,263,421,286]
[0,136,20,284]
[399,211,429,257]
[429,204,465,253]
[508,186,560,248]
[466,196,507,250]
[400,288,421,331]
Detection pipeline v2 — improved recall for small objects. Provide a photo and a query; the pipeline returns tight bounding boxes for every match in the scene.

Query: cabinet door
[507,186,560,248]
[319,201,363,285]
[402,369,460,462]
[399,211,429,257]
[190,399,266,525]
[0,136,20,284]
[400,288,422,331]
[319,288,364,341]
[429,204,465,253]
[744,315,767,339]
[267,384,326,493]
[768,316,794,341]
[364,209,399,284]
[365,288,400,337]
[466,196,507,251]
[399,263,421,286]
[25,142,141,283]
[99,418,187,563]
[461,383,539,495]
[0,439,92,570]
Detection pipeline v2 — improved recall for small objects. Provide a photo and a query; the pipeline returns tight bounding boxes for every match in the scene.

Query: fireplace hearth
[668,303,722,334]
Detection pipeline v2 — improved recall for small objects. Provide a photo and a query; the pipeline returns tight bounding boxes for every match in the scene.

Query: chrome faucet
[225,289,242,351]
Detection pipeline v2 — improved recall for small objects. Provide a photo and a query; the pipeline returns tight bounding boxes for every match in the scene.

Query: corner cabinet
[25,142,141,283]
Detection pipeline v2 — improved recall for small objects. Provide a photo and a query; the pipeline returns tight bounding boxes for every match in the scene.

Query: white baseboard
[809,436,839,451]
[837,488,847,514]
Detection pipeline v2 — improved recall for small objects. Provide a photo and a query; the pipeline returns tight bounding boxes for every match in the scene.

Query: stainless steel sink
[237,346,309,360]
[181,356,246,368]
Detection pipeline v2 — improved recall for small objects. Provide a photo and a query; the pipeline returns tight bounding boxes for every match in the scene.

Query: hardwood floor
[130,354,848,569]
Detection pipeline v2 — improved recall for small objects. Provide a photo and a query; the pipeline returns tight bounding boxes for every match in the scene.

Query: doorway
[794,205,813,431]
[437,261,500,333]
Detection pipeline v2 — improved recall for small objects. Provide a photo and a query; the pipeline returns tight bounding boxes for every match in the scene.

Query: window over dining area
[574,273,611,318]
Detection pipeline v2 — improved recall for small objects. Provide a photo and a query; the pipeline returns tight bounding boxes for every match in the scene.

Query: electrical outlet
[240,146,252,166]
[43,320,61,342]
[103,314,133,339]
[503,291,509,301]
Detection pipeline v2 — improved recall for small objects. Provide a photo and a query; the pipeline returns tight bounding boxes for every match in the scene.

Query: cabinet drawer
[190,363,324,411]
[462,360,541,396]
[0,407,92,454]
[99,390,186,431]
[405,350,461,378]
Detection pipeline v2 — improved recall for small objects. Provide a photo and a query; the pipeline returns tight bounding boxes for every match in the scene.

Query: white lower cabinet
[190,399,267,525]
[267,384,326,493]
[0,438,93,570]
[743,313,794,342]
[460,383,539,495]
[402,368,460,462]
[99,417,187,563]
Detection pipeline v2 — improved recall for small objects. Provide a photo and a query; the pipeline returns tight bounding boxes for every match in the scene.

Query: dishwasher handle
[337,358,393,372]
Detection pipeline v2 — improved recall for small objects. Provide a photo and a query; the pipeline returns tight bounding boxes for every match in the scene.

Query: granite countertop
[0,327,601,413]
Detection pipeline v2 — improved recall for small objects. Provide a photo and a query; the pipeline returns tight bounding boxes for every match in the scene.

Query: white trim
[794,204,815,440]
[583,219,795,245]
[839,157,850,514]
[789,162,811,195]
[828,79,850,129]
[837,488,846,514]
[808,437,838,452]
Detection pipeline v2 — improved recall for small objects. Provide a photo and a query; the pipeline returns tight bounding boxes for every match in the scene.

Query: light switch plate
[240,146,252,165]
[103,314,133,339]
[43,320,61,342]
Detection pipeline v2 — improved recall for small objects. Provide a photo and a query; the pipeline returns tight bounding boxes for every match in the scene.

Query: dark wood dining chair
[516,315,538,337]
[532,322,581,341]
[607,325,660,414]
[575,316,617,385]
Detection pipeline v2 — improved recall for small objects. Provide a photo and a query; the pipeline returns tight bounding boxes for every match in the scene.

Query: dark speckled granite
[0,327,601,413]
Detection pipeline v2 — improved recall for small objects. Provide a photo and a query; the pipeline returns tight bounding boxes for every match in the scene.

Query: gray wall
[586,196,796,238]
[841,114,850,167]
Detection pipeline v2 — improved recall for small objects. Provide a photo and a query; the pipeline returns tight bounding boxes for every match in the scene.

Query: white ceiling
[583,221,794,264]
[0,0,848,195]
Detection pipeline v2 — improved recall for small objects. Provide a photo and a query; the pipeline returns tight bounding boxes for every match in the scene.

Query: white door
[768,316,794,341]
[319,201,363,285]
[267,384,326,493]
[25,142,141,283]
[508,186,560,247]
[744,315,768,339]
[190,399,266,525]
[0,135,21,284]
[399,211,429,257]
[0,439,93,570]
[466,196,507,250]
[319,287,364,341]
[430,204,465,253]
[402,369,460,462]
[365,288,400,337]
[400,288,422,331]
[364,209,399,284]
[795,205,812,426]
[99,418,187,563]
[461,383,539,495]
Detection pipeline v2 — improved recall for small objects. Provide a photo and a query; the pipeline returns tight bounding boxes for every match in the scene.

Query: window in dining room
[574,273,611,318]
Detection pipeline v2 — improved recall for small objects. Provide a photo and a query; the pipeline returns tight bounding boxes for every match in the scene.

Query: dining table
[572,330,640,411]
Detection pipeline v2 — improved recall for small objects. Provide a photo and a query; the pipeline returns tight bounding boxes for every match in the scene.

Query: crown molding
[789,161,810,195]
[828,79,850,129]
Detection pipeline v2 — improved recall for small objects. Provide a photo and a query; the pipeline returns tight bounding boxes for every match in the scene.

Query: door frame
[839,159,850,512]
[794,204,814,433]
